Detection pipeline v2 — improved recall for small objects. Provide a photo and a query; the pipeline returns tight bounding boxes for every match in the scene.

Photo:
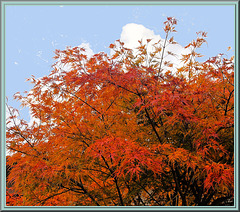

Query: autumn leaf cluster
[6,17,234,206]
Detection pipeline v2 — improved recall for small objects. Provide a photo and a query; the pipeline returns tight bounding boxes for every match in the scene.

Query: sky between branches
[5,4,235,121]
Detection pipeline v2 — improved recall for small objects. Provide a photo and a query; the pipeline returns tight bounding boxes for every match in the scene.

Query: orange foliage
[6,17,234,206]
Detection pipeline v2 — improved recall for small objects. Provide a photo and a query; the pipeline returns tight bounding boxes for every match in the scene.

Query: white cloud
[120,23,161,50]
[120,23,191,73]
[78,43,94,58]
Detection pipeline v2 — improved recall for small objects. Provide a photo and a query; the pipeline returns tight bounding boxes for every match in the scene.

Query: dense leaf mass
[6,17,234,206]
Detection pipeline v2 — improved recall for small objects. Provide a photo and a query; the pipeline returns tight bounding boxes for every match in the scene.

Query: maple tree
[6,17,234,206]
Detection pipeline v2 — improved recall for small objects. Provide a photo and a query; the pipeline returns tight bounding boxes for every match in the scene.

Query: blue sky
[5,4,235,121]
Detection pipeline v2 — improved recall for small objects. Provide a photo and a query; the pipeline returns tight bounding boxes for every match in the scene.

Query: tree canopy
[6,17,234,206]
